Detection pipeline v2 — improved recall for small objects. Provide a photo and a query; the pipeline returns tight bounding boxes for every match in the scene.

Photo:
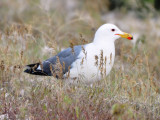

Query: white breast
[65,42,115,83]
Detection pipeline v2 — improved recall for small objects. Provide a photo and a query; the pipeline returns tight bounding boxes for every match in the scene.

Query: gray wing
[42,45,82,76]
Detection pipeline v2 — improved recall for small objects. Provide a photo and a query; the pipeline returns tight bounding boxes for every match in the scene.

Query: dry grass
[0,0,160,119]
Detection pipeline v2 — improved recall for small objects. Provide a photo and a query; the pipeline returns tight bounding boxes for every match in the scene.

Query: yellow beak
[115,32,133,40]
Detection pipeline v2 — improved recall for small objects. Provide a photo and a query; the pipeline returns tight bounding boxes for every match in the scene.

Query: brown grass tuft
[0,0,160,119]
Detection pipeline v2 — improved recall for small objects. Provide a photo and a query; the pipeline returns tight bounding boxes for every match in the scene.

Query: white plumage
[24,23,133,83]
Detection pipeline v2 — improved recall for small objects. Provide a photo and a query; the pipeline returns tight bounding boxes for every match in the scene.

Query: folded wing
[24,45,82,78]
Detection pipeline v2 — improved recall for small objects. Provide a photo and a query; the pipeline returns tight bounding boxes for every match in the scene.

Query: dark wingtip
[24,64,49,76]
[24,67,31,73]
[24,65,33,74]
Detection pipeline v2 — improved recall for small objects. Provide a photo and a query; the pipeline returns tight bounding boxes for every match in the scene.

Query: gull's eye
[111,29,115,32]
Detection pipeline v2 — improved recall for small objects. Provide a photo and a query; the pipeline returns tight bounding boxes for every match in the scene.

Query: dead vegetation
[0,0,160,119]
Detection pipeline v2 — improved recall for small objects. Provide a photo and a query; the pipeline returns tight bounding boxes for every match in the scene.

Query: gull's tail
[24,63,48,76]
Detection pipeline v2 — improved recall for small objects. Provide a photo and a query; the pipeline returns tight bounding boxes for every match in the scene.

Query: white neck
[93,36,115,50]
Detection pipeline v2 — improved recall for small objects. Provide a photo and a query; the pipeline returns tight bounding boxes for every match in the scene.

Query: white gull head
[94,23,133,44]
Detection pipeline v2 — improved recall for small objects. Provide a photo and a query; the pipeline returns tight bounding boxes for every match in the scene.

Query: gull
[24,23,133,82]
